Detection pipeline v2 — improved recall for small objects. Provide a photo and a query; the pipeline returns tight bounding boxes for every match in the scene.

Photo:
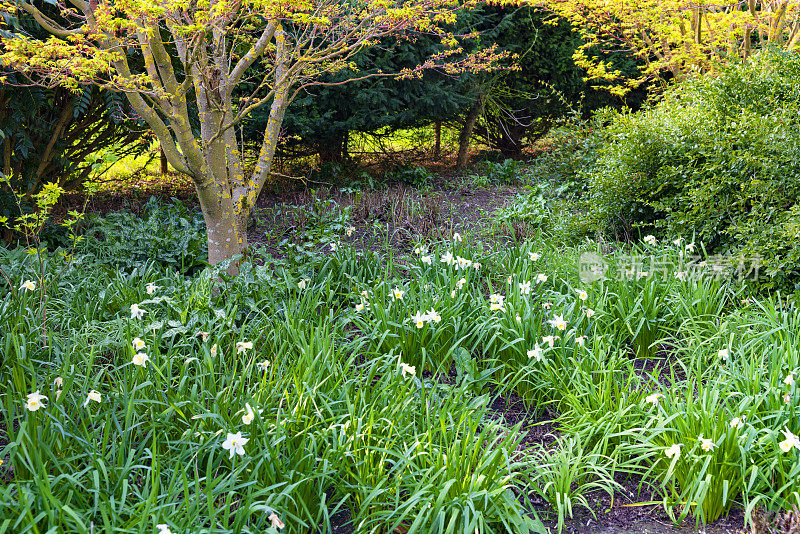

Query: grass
[1,184,800,533]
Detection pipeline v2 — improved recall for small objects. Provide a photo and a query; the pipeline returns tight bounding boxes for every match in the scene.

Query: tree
[1,0,503,268]
[242,32,470,164]
[538,0,800,94]
[0,9,145,220]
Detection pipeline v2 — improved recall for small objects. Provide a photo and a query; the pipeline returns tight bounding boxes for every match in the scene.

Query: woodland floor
[49,166,751,534]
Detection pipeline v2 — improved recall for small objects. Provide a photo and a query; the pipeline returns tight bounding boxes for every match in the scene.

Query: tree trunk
[160,146,169,174]
[456,95,485,170]
[433,121,442,158]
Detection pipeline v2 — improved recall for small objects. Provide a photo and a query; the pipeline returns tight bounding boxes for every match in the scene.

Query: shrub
[587,49,800,292]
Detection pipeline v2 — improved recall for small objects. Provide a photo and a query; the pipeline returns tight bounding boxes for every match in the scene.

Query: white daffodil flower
[645,393,663,406]
[779,428,800,453]
[222,431,249,458]
[236,341,253,354]
[518,281,531,295]
[130,304,146,319]
[399,362,416,378]
[392,287,405,301]
[548,314,568,331]
[664,443,682,459]
[425,308,441,323]
[25,390,47,411]
[84,390,102,407]
[644,235,656,245]
[20,280,36,291]
[132,352,149,367]
[146,282,159,295]
[529,252,541,261]
[535,273,548,284]
[698,435,716,452]
[132,337,146,351]
[527,344,544,362]
[411,311,427,329]
[542,335,558,348]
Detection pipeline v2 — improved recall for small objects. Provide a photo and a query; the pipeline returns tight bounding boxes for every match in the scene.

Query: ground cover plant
[1,176,799,533]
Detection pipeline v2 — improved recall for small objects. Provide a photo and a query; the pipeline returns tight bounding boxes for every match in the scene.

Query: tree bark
[433,121,442,158]
[456,95,485,170]
[160,145,168,174]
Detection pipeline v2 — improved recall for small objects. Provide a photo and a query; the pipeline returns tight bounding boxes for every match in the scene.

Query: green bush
[587,49,800,291]
[80,197,207,274]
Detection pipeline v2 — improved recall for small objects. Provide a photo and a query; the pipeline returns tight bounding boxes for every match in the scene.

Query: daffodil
[420,255,432,265]
[329,242,338,252]
[346,226,355,237]
[440,252,454,265]
[256,360,270,372]
[20,280,36,291]
[53,376,63,388]
[453,232,462,242]
[472,262,481,270]
[535,273,548,284]
[784,393,792,404]
[664,443,682,459]
[489,294,505,311]
[146,282,159,295]
[585,308,595,318]
[236,341,253,354]
[196,331,210,342]
[778,428,800,453]
[698,435,715,452]
[575,336,586,347]
[83,390,102,407]
[269,512,285,530]
[685,242,696,253]
[527,344,544,362]
[644,235,656,245]
[392,287,405,301]
[400,362,416,377]
[222,431,249,458]
[456,256,472,269]
[355,302,365,312]
[674,271,688,281]
[297,278,309,290]
[784,371,796,386]
[518,281,531,295]
[411,311,427,329]
[542,335,558,348]
[529,252,541,261]
[645,393,663,406]
[548,314,568,331]
[156,524,173,534]
[672,237,683,245]
[130,304,146,319]
[718,348,729,361]
[132,352,149,367]
[456,278,467,290]
[576,289,588,301]
[210,343,218,358]
[425,308,441,323]
[242,403,257,425]
[25,390,47,411]
[730,416,745,429]
[542,301,553,309]
[132,337,146,351]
